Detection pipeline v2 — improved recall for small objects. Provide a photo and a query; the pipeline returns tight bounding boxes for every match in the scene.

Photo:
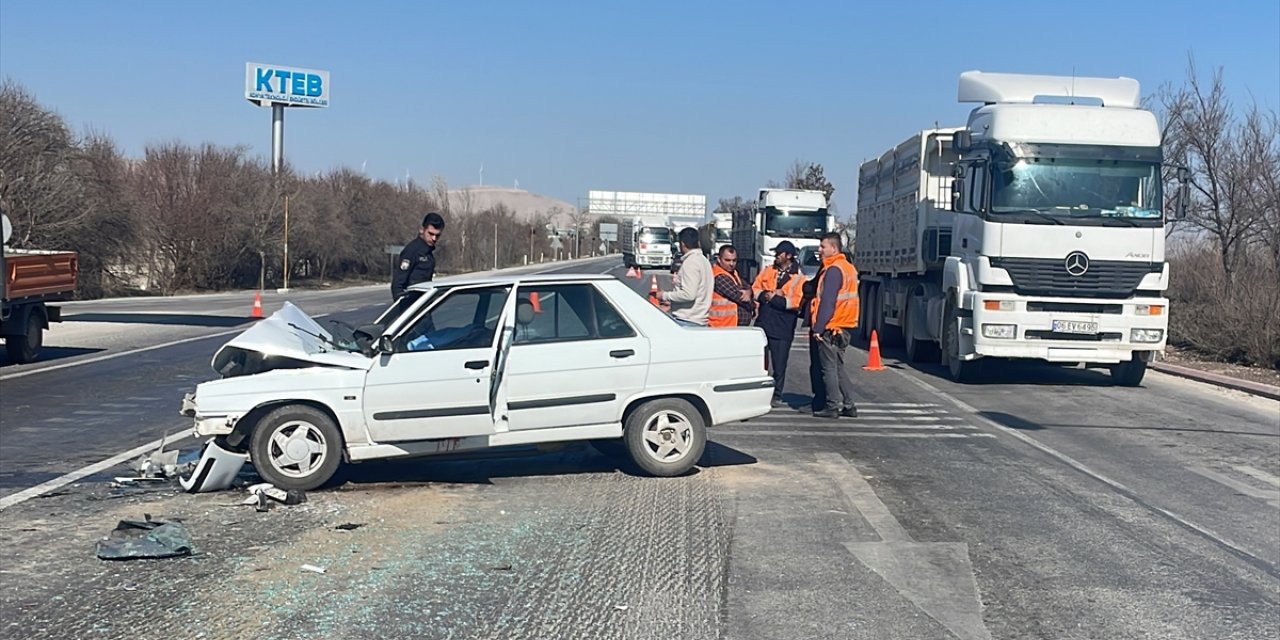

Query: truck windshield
[989,158,1163,226]
[764,208,828,238]
[715,228,731,242]
[639,227,670,243]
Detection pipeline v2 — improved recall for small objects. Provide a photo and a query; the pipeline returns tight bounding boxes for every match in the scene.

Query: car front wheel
[624,398,706,477]
[249,404,344,491]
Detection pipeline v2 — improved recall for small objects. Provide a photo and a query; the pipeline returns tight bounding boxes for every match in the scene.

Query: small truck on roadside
[1,212,78,363]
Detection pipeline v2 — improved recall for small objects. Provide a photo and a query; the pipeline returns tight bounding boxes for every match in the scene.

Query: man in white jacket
[658,227,712,326]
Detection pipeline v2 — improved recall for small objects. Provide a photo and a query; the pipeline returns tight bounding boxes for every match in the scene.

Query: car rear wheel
[624,398,705,477]
[249,405,344,491]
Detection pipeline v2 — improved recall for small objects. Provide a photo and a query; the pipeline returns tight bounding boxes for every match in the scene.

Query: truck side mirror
[951,177,965,211]
[953,131,971,153]
[1173,168,1191,221]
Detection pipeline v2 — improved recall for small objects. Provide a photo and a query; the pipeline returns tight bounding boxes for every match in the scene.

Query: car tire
[623,398,706,477]
[249,404,344,491]
[5,311,43,364]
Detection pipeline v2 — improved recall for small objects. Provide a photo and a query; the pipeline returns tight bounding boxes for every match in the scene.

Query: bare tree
[1161,57,1263,282]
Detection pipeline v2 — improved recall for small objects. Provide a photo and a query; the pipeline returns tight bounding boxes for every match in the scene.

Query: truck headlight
[982,324,1017,339]
[1130,328,1164,343]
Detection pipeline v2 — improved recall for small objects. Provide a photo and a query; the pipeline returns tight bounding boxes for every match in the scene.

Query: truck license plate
[1052,320,1097,334]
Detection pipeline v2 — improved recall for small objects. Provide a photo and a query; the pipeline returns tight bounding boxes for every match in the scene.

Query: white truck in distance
[731,188,834,283]
[855,71,1189,385]
[619,216,674,269]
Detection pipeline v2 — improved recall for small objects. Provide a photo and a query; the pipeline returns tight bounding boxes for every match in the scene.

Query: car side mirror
[377,335,395,355]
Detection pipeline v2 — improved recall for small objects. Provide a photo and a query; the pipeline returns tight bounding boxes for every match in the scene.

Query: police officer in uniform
[392,212,446,299]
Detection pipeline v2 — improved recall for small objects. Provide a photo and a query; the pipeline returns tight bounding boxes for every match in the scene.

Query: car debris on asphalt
[240,483,307,511]
[95,515,195,561]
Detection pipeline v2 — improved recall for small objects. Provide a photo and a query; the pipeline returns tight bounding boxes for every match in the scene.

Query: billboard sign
[245,62,330,108]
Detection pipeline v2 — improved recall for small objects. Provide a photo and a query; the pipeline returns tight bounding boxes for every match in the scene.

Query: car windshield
[989,157,1163,225]
[377,290,428,327]
[799,247,821,268]
[764,208,828,238]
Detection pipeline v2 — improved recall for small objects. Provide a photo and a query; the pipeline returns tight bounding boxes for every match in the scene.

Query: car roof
[407,272,614,292]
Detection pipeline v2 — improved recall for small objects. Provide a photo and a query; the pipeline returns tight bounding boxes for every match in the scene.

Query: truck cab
[944,71,1187,383]
[732,188,833,283]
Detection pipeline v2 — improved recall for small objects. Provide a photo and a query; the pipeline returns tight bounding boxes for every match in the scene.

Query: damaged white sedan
[180,274,773,491]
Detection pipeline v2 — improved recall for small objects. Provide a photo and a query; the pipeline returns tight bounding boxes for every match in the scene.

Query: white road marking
[889,365,1277,572]
[0,434,193,511]
[815,451,993,640]
[1189,466,1280,509]
[732,420,965,430]
[721,431,994,439]
[0,311,332,381]
[1234,465,1280,489]
[816,451,910,541]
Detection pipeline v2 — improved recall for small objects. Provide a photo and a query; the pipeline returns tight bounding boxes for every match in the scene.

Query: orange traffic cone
[863,329,885,371]
[251,291,264,319]
[630,266,642,279]
[529,291,542,314]
[649,275,660,307]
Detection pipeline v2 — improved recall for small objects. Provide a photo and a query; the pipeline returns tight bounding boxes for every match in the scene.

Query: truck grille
[991,257,1159,299]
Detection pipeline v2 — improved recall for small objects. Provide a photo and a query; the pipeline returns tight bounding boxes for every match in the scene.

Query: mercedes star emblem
[1064,251,1090,276]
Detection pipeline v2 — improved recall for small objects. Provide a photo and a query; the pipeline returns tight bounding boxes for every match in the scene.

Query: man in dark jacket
[752,241,805,406]
[391,212,445,299]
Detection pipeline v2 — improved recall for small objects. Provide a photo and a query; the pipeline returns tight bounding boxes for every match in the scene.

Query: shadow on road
[339,441,758,487]
[980,410,1279,438]
[61,313,253,328]
[0,346,106,368]
[878,344,1124,388]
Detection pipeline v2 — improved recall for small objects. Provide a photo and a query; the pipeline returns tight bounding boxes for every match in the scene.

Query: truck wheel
[623,398,706,477]
[1110,357,1148,387]
[943,302,981,383]
[856,282,871,343]
[249,404,344,491]
[5,311,44,364]
[878,290,903,347]
[904,297,939,363]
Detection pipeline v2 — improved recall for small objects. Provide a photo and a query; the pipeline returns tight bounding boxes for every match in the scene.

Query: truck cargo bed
[3,249,78,301]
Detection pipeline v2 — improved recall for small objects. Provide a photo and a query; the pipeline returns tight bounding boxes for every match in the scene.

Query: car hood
[210,302,372,377]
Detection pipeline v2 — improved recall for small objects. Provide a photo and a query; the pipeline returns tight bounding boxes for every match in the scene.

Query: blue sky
[2,0,1277,218]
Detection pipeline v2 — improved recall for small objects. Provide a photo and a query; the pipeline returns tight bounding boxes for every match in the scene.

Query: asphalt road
[0,255,1276,639]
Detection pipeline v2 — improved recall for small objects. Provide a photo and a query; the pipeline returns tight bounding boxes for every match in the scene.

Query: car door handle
[465,360,489,370]
[609,349,635,359]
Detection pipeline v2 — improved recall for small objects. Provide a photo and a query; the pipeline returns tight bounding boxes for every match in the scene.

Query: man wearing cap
[752,241,805,406]
[392,212,446,299]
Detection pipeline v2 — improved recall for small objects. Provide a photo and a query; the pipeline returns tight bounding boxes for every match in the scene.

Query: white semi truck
[619,216,675,269]
[855,71,1189,385]
[731,188,834,283]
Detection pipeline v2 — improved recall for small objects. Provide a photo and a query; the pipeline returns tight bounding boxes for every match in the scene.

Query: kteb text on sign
[245,63,330,108]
